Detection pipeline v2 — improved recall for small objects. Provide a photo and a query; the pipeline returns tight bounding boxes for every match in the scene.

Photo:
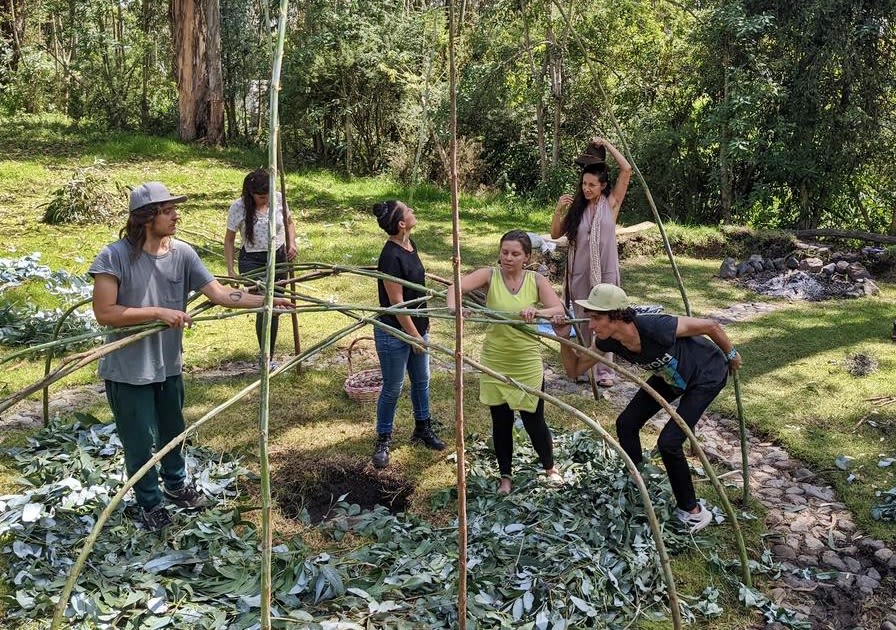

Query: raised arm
[551,194,574,239]
[446,267,493,312]
[593,137,632,219]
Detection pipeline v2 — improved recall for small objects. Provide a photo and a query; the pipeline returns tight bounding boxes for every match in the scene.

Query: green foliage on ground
[0,123,894,628]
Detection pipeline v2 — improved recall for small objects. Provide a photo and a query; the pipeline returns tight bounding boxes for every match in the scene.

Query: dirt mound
[272,452,414,524]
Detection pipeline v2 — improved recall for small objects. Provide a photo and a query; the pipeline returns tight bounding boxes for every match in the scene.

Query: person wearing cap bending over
[551,137,632,388]
[90,182,294,531]
[554,284,742,532]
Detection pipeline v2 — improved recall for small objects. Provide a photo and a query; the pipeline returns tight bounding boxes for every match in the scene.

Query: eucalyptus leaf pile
[871,486,896,521]
[2,416,739,629]
[0,253,98,348]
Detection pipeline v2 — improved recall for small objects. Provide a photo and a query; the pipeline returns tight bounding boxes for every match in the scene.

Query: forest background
[2,0,895,233]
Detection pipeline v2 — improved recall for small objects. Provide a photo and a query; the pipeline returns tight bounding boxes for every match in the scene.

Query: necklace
[502,270,524,293]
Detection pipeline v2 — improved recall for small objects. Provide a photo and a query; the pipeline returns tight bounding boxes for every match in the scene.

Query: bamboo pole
[358,317,683,628]
[549,0,691,316]
[447,2,469,628]
[259,2,289,627]
[49,320,368,630]
[0,306,285,414]
[733,372,750,503]
[277,128,303,374]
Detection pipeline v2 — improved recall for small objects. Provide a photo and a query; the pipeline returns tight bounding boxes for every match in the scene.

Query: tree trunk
[547,12,562,168]
[718,58,732,222]
[170,0,225,143]
[521,0,547,181]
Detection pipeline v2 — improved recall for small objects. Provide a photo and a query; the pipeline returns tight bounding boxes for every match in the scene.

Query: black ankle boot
[372,433,392,469]
[411,419,446,451]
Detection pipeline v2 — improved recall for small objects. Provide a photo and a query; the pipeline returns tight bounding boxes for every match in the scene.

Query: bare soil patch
[272,452,415,524]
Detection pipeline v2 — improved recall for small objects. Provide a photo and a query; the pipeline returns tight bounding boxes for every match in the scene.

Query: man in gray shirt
[90,182,293,531]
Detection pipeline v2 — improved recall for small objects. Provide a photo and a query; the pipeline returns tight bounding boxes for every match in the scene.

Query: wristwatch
[725,348,738,362]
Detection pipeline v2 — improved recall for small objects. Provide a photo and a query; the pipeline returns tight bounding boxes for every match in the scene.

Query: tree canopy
[2,0,894,231]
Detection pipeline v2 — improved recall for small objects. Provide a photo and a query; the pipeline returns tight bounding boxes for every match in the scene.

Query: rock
[881,621,896,630]
[865,567,881,582]
[719,257,737,279]
[835,260,850,273]
[802,484,835,501]
[803,535,825,552]
[843,556,861,573]
[874,548,894,563]
[790,516,812,533]
[773,257,786,270]
[793,468,814,481]
[800,257,824,273]
[766,510,785,527]
[858,538,885,552]
[737,261,755,277]
[847,262,871,280]
[785,255,800,269]
[855,574,879,592]
[835,572,855,589]
[859,278,879,296]
[798,554,819,566]
[773,544,797,560]
[821,263,836,276]
[748,254,764,264]
[821,550,848,571]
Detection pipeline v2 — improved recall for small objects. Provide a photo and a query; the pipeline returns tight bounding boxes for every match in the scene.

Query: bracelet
[725,348,738,362]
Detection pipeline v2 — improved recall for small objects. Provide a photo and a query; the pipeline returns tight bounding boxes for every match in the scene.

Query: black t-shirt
[377,239,429,335]
[596,314,725,390]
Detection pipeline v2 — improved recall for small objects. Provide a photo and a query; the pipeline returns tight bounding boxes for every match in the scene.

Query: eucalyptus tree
[171,0,225,143]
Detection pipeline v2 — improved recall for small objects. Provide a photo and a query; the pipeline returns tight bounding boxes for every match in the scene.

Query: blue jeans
[374,327,431,434]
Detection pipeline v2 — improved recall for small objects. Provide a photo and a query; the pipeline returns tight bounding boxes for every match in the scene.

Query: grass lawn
[1,114,894,628]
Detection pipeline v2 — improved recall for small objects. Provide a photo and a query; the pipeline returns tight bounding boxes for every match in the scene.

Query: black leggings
[616,373,726,511]
[490,383,554,477]
[238,246,286,355]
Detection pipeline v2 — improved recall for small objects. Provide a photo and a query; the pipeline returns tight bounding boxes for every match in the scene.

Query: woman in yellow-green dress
[447,230,566,494]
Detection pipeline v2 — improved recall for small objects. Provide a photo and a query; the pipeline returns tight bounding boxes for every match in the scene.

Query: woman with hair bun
[447,230,565,494]
[370,200,445,469]
[551,137,632,387]
[224,168,297,365]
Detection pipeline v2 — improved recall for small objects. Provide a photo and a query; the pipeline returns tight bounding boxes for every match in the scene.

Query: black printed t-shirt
[595,314,726,391]
[377,239,429,335]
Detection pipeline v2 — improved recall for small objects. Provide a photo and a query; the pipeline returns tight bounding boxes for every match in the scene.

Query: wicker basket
[343,337,382,403]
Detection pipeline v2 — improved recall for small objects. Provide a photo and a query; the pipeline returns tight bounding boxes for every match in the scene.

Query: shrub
[41,161,125,225]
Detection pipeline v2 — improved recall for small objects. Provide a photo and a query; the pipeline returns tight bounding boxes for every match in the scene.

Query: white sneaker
[675,503,713,533]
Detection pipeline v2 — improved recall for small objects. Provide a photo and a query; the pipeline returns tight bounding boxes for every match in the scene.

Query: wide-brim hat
[574,143,607,167]
[574,283,629,312]
[128,182,188,213]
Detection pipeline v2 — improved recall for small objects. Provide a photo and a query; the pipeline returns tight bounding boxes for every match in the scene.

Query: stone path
[0,383,107,433]
[540,300,896,629]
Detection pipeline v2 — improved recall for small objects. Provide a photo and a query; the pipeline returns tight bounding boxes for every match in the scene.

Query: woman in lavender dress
[550,137,632,387]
